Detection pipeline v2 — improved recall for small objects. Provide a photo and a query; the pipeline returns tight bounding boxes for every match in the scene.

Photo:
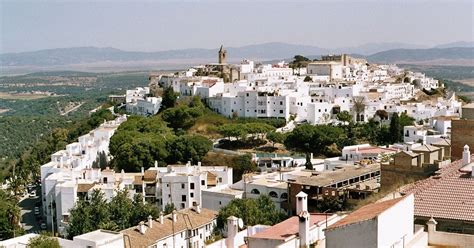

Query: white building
[325,194,426,248]
[0,230,124,248]
[126,96,161,116]
[120,206,217,248]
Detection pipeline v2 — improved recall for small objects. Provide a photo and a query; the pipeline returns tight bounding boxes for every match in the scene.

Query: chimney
[462,145,471,166]
[159,211,164,224]
[148,215,153,228]
[138,221,147,234]
[121,169,125,180]
[154,160,158,168]
[141,167,144,175]
[172,210,177,222]
[197,161,201,167]
[296,191,308,214]
[310,153,313,161]
[225,216,239,248]
[195,204,201,214]
[298,211,310,248]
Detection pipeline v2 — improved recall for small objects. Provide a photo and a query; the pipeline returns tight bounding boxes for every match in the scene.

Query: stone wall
[451,119,474,160]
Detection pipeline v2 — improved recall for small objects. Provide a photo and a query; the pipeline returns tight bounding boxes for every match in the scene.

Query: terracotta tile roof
[121,208,217,248]
[398,150,420,158]
[411,144,440,153]
[143,170,157,182]
[326,197,405,230]
[133,175,143,185]
[250,213,328,241]
[77,183,95,193]
[430,139,451,147]
[401,155,474,222]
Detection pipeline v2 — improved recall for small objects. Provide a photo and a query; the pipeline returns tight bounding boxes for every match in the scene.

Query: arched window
[250,189,260,195]
[269,191,278,198]
[280,193,288,199]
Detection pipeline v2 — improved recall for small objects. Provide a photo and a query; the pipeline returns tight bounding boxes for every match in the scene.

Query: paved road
[19,188,42,233]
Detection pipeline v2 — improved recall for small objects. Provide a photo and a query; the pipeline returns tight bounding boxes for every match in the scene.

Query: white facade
[325,194,416,248]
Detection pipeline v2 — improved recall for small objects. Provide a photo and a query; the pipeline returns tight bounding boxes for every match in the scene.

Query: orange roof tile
[326,197,405,230]
[401,155,474,222]
[250,214,328,241]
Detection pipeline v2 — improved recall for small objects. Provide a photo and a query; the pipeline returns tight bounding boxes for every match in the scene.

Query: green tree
[244,123,275,139]
[389,113,401,143]
[231,154,257,183]
[285,124,350,156]
[167,135,212,164]
[0,189,22,239]
[303,76,313,82]
[27,234,60,248]
[161,106,203,131]
[109,189,134,230]
[218,124,248,140]
[131,194,160,225]
[266,131,286,147]
[216,195,287,232]
[336,111,353,124]
[164,203,176,215]
[161,86,178,111]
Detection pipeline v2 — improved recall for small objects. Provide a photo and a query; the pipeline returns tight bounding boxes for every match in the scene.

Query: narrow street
[18,187,42,234]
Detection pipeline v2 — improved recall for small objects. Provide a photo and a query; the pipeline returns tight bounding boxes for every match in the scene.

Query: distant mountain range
[0,41,472,68]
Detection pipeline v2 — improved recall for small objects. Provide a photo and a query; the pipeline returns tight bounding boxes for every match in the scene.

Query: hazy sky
[1,0,473,53]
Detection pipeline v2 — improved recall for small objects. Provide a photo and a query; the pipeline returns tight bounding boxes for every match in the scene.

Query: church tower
[218,45,227,64]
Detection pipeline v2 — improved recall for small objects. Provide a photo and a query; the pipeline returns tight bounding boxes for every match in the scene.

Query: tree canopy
[27,234,60,248]
[216,195,287,232]
[284,124,351,156]
[67,189,159,239]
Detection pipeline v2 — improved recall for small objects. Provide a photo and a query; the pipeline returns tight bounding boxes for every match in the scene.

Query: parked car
[34,207,40,215]
[40,222,47,230]
[29,191,36,198]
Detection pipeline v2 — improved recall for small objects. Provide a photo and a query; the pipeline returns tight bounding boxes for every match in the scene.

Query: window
[103,177,107,184]
[269,191,278,198]
[201,180,205,185]
[182,195,187,201]
[168,194,171,198]
[190,192,194,198]
[251,189,260,194]
[181,203,185,209]
[280,101,283,105]
[281,193,288,199]
[190,183,195,190]
[218,177,222,183]
[181,183,185,189]
[280,110,283,114]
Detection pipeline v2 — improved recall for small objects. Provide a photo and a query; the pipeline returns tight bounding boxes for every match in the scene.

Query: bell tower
[218,45,227,64]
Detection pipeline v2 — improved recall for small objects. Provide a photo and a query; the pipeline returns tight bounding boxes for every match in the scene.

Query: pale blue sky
[0,0,473,53]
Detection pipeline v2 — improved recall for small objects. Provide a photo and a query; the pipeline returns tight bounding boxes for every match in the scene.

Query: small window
[218,177,222,183]
[182,195,187,201]
[181,203,185,209]
[280,110,283,114]
[251,189,260,194]
[190,192,194,198]
[181,183,185,189]
[201,180,205,185]
[190,183,195,190]
[269,191,278,198]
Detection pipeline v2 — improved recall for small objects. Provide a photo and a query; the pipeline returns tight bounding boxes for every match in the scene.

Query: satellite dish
[238,218,244,229]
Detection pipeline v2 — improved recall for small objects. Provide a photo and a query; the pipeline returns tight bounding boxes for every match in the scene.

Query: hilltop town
[2,47,474,248]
